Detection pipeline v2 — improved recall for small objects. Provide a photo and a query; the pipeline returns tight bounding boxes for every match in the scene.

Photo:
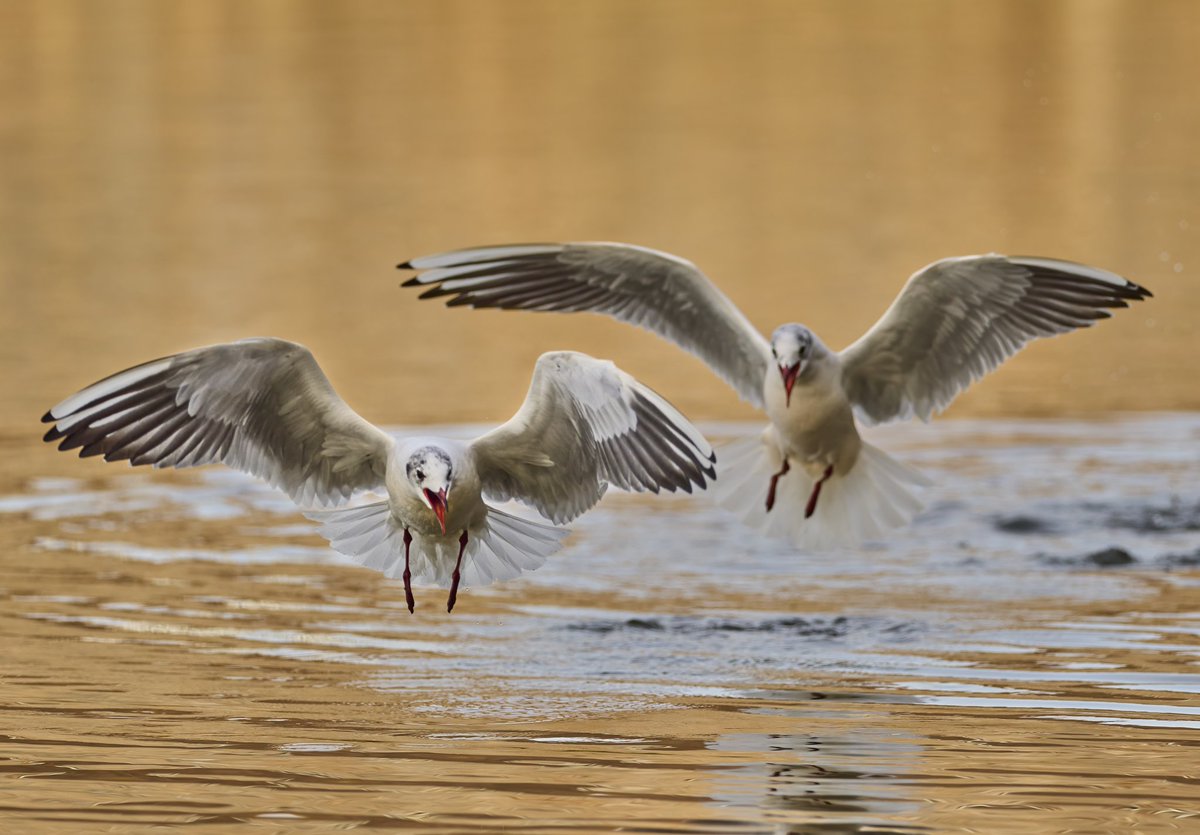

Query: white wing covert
[42,338,394,506]
[839,255,1151,424]
[469,351,716,524]
[401,242,773,408]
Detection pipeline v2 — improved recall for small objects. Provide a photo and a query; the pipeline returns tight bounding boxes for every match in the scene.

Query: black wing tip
[398,244,564,274]
[40,409,56,423]
[1016,256,1153,299]
[445,294,486,308]
[57,433,93,453]
[685,461,717,490]
[77,442,106,459]
[42,424,63,442]
[1110,278,1152,301]
[417,285,454,300]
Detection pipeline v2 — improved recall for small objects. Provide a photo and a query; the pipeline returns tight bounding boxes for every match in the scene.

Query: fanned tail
[305,500,569,588]
[466,505,571,585]
[713,432,930,549]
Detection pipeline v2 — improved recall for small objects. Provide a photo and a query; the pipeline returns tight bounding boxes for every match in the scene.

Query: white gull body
[42,340,716,610]
[400,244,1151,548]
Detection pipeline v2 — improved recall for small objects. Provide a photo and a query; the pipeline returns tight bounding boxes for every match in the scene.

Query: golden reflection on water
[1,0,1198,433]
[2,2,1200,833]
[3,445,1200,832]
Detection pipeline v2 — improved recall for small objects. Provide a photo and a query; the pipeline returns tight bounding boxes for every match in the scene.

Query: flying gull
[42,339,715,610]
[400,244,1151,548]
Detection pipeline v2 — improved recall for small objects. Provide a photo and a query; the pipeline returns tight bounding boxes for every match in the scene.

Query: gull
[41,339,715,611]
[400,244,1151,548]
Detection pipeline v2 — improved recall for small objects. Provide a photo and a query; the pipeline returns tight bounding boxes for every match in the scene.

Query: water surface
[3,416,1198,831]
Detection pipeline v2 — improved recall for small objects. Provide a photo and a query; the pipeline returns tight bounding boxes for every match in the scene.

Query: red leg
[766,458,790,512]
[402,528,415,614]
[804,465,834,519]
[446,530,468,613]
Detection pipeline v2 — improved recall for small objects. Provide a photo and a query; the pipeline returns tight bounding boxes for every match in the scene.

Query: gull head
[770,324,815,406]
[406,446,453,534]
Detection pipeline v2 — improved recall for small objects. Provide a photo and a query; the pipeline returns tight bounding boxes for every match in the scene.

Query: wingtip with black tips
[401,276,423,287]
[418,285,456,300]
[41,409,55,423]
[396,261,413,271]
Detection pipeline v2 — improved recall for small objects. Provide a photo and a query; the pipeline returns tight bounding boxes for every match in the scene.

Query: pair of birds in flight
[42,243,1151,612]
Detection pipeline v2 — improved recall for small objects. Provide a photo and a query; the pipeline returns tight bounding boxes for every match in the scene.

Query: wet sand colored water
[3,416,1200,831]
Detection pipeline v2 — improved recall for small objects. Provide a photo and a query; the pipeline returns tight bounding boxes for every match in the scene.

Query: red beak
[779,364,800,406]
[423,487,448,534]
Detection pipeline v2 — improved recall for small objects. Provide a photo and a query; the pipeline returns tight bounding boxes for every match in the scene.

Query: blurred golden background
[2,0,1197,434]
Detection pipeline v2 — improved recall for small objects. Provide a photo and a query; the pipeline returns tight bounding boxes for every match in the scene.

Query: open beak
[779,363,800,406]
[423,487,448,534]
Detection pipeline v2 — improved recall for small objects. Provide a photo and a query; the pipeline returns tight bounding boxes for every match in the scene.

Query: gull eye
[415,469,424,481]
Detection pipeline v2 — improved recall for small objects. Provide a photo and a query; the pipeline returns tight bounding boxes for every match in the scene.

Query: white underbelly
[390,486,487,538]
[763,376,861,474]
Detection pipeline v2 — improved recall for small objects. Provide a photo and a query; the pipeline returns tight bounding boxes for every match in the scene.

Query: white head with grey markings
[405,445,454,534]
[770,324,822,406]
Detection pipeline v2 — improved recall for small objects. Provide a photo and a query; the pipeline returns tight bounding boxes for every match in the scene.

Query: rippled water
[3,415,1198,831]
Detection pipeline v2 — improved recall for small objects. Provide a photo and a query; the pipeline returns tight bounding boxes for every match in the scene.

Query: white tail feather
[713,434,930,549]
[467,505,570,585]
[306,500,570,588]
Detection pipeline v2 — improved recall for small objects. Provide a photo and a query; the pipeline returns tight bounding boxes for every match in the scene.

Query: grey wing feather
[839,255,1152,424]
[401,242,773,408]
[42,338,394,506]
[469,351,716,524]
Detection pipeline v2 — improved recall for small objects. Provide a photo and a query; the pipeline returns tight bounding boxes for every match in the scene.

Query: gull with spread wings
[42,340,715,611]
[401,245,1151,548]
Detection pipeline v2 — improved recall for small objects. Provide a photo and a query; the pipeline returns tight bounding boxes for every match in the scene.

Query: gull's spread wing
[42,338,394,506]
[470,351,716,524]
[839,255,1152,424]
[401,243,773,408]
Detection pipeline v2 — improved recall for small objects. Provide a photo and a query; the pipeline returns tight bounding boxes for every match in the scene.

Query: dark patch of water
[1105,498,1200,534]
[1158,547,1200,568]
[993,514,1059,535]
[566,616,857,639]
[1039,547,1138,569]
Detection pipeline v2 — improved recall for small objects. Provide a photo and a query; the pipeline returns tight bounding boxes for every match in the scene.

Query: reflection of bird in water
[706,730,922,834]
[402,244,1151,547]
[766,762,877,815]
[42,340,714,611]
[755,734,923,835]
